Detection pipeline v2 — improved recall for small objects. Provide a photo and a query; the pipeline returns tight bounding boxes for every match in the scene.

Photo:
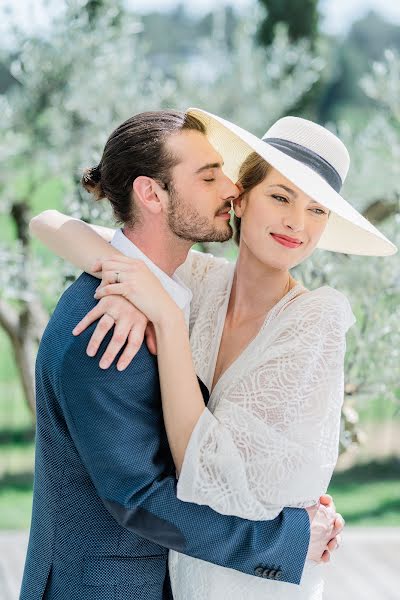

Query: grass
[0,371,35,530]
[0,331,35,530]
[0,425,34,530]
[328,458,400,526]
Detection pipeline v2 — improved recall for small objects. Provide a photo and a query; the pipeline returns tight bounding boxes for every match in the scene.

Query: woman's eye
[204,178,215,183]
[311,208,327,215]
[272,195,289,203]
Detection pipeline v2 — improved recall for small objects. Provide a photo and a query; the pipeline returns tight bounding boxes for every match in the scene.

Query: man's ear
[132,176,166,215]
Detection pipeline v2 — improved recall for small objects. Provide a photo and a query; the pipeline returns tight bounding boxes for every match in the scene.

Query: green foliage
[317,11,400,123]
[0,374,34,530]
[257,0,319,47]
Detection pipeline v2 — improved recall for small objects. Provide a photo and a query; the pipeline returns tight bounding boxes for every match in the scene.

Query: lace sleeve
[176,249,229,331]
[177,290,356,520]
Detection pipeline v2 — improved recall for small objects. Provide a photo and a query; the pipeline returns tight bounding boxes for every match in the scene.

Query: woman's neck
[228,244,296,326]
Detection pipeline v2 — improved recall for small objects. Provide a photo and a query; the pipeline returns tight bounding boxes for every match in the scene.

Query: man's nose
[221,176,240,200]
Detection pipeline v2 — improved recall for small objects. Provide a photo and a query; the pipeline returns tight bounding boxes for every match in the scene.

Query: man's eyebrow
[195,162,224,174]
[267,184,297,197]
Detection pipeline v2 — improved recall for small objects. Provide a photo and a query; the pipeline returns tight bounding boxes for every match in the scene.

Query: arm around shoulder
[30,209,119,276]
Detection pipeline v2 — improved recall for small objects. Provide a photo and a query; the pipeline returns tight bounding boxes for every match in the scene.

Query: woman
[30,109,396,599]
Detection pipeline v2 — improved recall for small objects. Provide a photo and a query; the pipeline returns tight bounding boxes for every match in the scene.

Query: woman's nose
[283,210,304,232]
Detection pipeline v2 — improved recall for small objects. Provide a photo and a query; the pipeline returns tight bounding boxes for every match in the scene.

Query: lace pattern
[171,250,356,599]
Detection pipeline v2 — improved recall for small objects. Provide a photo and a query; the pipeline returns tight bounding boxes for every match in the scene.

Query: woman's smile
[270,233,303,249]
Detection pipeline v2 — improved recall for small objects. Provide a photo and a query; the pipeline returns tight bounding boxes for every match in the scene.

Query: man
[22,110,342,599]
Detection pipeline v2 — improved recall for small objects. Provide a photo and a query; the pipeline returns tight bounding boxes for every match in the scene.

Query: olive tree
[0,2,322,415]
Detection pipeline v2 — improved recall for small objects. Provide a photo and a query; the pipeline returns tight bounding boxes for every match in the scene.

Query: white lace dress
[171,250,356,599]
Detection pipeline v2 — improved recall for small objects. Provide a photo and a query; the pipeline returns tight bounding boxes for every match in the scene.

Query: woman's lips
[270,233,303,248]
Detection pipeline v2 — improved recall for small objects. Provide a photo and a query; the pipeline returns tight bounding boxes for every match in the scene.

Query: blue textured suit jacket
[20,273,310,600]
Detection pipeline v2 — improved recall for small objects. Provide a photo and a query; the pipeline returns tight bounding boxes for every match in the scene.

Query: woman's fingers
[116,322,147,371]
[86,314,115,357]
[334,515,345,532]
[73,292,150,369]
[327,537,337,552]
[96,258,143,279]
[321,549,330,563]
[99,320,132,369]
[99,266,134,286]
[145,323,158,355]
[320,494,335,511]
[91,259,103,273]
[94,283,127,300]
[73,305,111,336]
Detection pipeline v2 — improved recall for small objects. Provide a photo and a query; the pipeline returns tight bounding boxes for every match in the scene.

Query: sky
[2,0,400,40]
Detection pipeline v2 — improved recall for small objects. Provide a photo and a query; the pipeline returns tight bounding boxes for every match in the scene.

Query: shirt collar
[110,229,192,317]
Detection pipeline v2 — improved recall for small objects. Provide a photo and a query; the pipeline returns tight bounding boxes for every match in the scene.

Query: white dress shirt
[111,228,192,326]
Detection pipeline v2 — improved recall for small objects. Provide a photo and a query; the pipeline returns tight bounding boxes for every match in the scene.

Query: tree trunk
[0,296,48,418]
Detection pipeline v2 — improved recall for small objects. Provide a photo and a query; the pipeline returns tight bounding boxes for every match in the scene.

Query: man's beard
[167,184,233,243]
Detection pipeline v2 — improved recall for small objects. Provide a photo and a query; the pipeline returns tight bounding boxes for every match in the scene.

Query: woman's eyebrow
[195,162,224,174]
[267,184,297,197]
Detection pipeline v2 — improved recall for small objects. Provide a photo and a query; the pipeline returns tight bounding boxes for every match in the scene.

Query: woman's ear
[233,194,246,218]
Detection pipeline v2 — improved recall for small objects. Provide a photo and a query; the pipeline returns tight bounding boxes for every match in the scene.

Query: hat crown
[264,116,350,182]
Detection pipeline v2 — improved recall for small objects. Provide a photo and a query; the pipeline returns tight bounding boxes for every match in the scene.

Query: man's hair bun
[81,164,105,200]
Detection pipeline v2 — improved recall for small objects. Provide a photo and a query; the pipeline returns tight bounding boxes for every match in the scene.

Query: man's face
[164,130,239,243]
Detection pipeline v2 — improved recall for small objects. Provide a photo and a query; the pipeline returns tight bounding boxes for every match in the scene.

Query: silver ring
[115,271,120,284]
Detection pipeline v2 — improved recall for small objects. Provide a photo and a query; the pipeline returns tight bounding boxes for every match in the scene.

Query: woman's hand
[72,295,157,370]
[92,256,180,325]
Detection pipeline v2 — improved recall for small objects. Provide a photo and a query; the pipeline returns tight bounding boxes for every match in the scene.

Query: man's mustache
[216,202,233,216]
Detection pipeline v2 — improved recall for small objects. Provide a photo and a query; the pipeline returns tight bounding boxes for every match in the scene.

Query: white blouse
[170,250,356,599]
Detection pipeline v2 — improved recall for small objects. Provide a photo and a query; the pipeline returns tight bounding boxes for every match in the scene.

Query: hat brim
[187,108,397,257]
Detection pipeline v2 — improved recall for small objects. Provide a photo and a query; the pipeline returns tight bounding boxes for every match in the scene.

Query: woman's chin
[254,252,292,272]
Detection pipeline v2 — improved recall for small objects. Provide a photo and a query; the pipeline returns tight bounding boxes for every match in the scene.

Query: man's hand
[306,494,344,563]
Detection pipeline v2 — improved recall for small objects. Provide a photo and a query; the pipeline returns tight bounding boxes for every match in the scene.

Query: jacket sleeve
[59,324,310,585]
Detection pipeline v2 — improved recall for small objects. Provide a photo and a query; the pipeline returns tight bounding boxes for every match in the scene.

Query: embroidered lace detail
[172,250,356,599]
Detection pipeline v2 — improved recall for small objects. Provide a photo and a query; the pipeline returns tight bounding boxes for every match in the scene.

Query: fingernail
[117,363,126,371]
[99,361,109,369]
[87,349,95,357]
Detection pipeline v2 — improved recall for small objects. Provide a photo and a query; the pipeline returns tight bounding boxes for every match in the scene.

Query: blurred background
[0,0,399,598]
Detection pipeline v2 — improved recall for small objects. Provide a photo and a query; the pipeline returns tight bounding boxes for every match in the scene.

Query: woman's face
[235,167,330,271]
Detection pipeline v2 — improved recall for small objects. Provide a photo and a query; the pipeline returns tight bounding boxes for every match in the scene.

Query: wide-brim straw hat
[186,107,397,256]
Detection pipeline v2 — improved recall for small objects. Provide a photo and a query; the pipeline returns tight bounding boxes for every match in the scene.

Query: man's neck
[121,225,192,277]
